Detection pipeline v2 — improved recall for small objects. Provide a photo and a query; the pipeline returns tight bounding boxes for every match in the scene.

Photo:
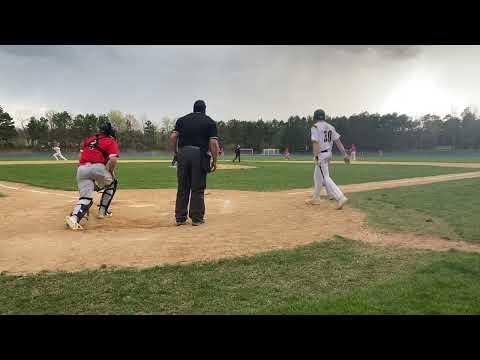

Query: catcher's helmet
[99,121,117,138]
[313,109,326,121]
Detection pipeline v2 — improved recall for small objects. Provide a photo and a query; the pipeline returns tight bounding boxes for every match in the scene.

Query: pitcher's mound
[217,164,255,170]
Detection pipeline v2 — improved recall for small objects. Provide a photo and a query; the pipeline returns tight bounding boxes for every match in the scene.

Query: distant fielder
[350,143,357,161]
[65,121,119,230]
[306,109,350,209]
[233,144,241,162]
[52,142,67,160]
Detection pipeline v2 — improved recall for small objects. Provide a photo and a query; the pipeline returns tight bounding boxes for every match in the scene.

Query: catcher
[65,121,119,230]
[305,109,350,209]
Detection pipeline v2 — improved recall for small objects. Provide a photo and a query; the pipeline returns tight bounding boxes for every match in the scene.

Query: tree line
[1,105,480,153]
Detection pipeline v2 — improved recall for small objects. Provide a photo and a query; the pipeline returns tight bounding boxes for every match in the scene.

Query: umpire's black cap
[193,100,206,114]
[313,109,326,121]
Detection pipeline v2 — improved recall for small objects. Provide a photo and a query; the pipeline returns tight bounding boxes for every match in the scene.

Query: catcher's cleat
[336,196,349,210]
[66,215,83,230]
[97,210,113,219]
[79,214,89,226]
[305,198,322,205]
[192,219,205,226]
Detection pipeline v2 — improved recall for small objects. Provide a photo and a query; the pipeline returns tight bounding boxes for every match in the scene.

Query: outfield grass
[0,153,173,161]
[349,178,480,243]
[1,237,479,314]
[237,154,480,163]
[2,152,480,163]
[357,155,480,163]
[0,162,476,191]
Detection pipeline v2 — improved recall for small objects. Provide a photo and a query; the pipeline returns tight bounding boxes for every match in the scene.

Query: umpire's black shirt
[174,112,218,151]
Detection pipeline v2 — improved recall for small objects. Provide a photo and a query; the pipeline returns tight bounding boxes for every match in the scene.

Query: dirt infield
[2,169,480,274]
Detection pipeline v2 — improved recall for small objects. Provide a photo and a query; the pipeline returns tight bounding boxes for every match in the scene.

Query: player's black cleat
[192,219,205,226]
[176,220,187,226]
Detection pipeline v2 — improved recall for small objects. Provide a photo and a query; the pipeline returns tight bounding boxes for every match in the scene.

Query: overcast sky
[1,45,480,126]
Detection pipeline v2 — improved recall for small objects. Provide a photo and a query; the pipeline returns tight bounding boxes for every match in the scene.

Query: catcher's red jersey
[79,134,119,165]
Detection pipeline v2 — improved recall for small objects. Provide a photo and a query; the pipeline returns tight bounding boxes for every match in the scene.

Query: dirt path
[2,168,480,275]
[284,171,480,195]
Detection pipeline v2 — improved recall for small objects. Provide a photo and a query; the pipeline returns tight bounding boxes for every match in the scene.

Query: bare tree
[161,116,175,134]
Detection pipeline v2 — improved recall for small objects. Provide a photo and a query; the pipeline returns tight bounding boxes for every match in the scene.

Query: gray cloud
[0,45,477,125]
[331,45,422,59]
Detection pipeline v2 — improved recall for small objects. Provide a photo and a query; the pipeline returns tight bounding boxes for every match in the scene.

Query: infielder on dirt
[65,121,119,230]
[306,109,350,209]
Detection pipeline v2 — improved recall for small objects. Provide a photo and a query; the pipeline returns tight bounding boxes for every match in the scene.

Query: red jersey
[351,144,357,152]
[79,134,119,165]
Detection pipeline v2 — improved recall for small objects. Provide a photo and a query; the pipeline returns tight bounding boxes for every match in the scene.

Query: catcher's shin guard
[72,197,93,223]
[98,178,118,215]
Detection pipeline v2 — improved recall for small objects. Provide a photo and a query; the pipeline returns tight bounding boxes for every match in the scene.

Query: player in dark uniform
[233,144,241,162]
[170,100,219,226]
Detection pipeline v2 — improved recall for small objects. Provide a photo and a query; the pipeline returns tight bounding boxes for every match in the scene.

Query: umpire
[170,100,219,226]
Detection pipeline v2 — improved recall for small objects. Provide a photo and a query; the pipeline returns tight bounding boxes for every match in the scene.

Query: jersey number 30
[324,130,332,142]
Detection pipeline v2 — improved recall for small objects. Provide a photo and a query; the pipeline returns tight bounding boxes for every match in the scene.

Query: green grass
[263,246,480,314]
[358,155,480,163]
[2,237,480,314]
[350,178,480,243]
[0,162,476,191]
[2,158,480,315]
[2,152,480,163]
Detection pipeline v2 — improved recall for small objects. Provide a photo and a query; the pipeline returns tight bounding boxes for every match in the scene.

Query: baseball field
[1,155,480,314]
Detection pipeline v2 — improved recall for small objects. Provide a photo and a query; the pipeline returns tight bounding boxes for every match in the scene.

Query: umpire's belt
[180,145,201,150]
[320,150,330,153]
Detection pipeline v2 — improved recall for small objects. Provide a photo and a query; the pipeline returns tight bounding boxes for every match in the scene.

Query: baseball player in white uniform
[52,142,67,160]
[306,109,350,209]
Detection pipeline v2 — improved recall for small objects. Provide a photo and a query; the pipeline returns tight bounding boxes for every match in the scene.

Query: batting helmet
[313,109,326,121]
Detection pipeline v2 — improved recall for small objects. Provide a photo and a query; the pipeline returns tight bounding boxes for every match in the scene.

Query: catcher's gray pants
[175,146,208,223]
[71,163,114,217]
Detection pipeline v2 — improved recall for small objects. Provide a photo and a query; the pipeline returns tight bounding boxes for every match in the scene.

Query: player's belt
[320,150,330,153]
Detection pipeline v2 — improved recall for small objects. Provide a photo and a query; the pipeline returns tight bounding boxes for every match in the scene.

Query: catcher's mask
[99,121,117,139]
[313,109,326,121]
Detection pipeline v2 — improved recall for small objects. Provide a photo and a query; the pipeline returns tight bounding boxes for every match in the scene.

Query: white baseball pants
[53,152,67,160]
[312,152,344,201]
